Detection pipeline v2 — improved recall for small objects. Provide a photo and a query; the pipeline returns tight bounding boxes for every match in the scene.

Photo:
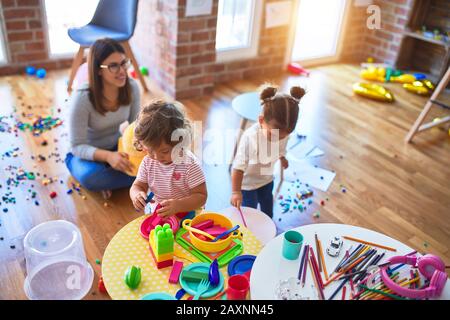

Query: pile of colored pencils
[296,235,417,300]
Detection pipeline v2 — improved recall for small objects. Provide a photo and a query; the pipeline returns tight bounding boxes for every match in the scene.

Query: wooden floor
[0,64,449,299]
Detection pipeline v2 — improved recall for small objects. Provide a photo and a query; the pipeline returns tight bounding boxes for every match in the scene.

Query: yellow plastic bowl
[182,212,242,253]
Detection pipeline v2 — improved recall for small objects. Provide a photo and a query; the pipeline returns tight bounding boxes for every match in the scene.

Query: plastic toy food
[327,236,343,257]
[403,81,430,96]
[353,83,395,102]
[124,266,142,290]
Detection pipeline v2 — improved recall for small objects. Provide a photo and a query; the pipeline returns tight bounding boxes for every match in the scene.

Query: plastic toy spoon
[211,225,240,242]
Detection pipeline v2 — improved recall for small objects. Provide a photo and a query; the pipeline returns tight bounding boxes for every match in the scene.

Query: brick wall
[362,0,414,66]
[132,0,292,100]
[340,2,369,63]
[213,0,290,87]
[0,0,72,75]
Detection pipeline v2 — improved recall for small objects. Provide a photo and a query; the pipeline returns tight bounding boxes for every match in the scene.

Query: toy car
[327,236,343,257]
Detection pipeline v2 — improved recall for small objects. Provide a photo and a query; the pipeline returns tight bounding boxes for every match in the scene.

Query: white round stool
[219,206,277,245]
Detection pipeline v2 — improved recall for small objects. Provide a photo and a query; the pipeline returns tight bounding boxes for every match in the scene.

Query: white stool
[219,206,276,245]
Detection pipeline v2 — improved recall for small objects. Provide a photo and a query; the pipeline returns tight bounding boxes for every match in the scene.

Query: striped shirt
[136,150,206,203]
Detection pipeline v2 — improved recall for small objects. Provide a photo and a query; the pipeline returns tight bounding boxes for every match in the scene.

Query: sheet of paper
[286,137,324,160]
[185,0,213,17]
[265,1,292,28]
[275,156,336,192]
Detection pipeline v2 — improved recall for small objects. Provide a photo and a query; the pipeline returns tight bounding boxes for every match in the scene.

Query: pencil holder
[282,231,303,260]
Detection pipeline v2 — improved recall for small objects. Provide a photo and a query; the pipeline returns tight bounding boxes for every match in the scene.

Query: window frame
[216,0,263,63]
[42,0,97,58]
[0,16,8,65]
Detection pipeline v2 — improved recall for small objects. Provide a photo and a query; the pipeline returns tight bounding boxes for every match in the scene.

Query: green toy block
[154,224,174,255]
[182,270,209,282]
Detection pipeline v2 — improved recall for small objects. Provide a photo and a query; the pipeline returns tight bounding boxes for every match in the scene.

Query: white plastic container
[23,220,94,300]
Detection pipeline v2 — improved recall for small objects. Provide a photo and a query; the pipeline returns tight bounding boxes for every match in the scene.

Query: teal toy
[124,266,142,290]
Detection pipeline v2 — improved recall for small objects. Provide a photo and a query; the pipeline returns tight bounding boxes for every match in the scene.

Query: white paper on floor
[275,155,336,192]
[286,137,324,160]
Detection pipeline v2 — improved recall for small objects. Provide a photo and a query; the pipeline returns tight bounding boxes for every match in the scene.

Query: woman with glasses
[65,38,141,199]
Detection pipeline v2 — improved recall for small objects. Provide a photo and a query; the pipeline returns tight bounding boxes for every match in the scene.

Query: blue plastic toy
[26,66,36,76]
[36,68,47,79]
[208,259,220,286]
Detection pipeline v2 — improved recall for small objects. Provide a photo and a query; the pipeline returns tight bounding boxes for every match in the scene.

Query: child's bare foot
[101,190,112,200]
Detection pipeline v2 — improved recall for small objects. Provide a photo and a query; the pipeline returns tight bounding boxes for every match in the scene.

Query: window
[0,24,6,64]
[216,0,262,62]
[44,0,99,56]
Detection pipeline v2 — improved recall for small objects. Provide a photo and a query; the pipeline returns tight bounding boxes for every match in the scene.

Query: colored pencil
[301,245,309,287]
[309,253,325,300]
[324,255,367,287]
[317,238,328,280]
[237,207,248,227]
[333,245,357,274]
[315,234,322,272]
[359,285,406,300]
[337,245,367,272]
[343,236,397,252]
[309,246,324,288]
[342,285,347,300]
[328,277,349,300]
[298,245,308,280]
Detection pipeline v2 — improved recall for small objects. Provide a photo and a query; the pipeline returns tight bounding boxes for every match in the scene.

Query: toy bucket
[182,212,242,253]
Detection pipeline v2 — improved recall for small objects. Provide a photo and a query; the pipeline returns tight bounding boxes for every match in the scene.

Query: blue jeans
[242,181,274,218]
[65,153,135,192]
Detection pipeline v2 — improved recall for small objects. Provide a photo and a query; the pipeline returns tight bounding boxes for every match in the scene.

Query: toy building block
[149,243,173,269]
[169,261,184,284]
[192,219,214,231]
[182,270,209,282]
[155,224,174,255]
[149,223,174,269]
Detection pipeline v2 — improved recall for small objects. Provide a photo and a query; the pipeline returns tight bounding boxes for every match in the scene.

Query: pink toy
[140,214,179,240]
[192,219,214,231]
[287,62,310,76]
[380,254,448,299]
[169,261,184,284]
[204,227,228,237]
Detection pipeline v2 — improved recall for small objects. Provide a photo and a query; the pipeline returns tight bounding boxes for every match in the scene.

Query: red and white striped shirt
[136,151,205,203]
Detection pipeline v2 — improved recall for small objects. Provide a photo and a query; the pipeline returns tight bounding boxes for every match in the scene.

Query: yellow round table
[102,215,262,300]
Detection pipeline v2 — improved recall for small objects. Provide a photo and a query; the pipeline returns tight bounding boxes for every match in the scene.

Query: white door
[288,0,349,65]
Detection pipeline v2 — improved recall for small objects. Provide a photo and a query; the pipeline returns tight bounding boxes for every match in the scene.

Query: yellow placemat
[102,215,262,300]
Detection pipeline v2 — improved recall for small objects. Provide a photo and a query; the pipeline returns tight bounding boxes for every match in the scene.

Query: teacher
[65,38,141,199]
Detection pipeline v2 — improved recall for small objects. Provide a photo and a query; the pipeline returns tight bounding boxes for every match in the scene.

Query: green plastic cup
[282,231,303,260]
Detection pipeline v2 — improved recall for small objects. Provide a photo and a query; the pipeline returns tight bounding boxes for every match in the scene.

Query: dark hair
[87,38,131,115]
[259,84,306,133]
[134,101,190,151]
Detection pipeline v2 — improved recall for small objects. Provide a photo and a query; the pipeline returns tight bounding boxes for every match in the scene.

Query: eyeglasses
[100,59,131,74]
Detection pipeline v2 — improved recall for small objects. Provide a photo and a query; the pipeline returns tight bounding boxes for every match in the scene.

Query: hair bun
[260,86,278,101]
[290,86,306,100]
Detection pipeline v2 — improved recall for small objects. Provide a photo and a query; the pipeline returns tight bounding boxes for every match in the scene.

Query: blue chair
[67,0,148,92]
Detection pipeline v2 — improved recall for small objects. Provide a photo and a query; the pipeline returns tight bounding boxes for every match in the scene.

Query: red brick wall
[131,0,178,97]
[363,0,414,65]
[132,0,292,99]
[213,0,290,86]
[0,0,72,75]
[340,3,368,63]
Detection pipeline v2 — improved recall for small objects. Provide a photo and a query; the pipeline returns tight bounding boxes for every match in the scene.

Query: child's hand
[158,199,181,218]
[280,157,289,169]
[230,192,243,209]
[132,191,147,212]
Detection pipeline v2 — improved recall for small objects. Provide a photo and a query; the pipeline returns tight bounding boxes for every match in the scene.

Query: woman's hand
[280,156,289,169]
[107,151,134,174]
[230,192,243,209]
[158,199,181,218]
[131,191,147,212]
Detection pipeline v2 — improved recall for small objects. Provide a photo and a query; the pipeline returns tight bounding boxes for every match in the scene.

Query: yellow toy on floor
[361,67,386,82]
[353,82,395,102]
[118,121,146,176]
